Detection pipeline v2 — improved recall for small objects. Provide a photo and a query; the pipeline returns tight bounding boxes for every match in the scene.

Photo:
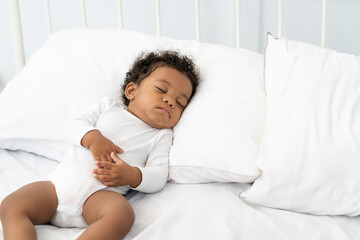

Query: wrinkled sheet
[1,149,360,240]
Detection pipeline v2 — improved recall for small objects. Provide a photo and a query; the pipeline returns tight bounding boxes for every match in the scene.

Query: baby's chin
[150,121,176,129]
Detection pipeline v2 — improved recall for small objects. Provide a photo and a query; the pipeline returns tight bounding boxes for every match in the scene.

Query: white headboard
[8,0,330,73]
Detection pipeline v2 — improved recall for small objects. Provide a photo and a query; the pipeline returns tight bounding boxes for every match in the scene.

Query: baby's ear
[125,82,137,101]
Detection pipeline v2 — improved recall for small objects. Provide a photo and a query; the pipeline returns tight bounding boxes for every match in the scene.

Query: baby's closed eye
[155,86,166,93]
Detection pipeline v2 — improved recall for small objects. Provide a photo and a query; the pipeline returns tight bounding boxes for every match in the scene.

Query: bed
[1,0,360,239]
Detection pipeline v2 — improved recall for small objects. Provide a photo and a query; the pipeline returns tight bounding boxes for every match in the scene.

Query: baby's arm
[132,130,172,193]
[94,130,172,192]
[65,98,123,162]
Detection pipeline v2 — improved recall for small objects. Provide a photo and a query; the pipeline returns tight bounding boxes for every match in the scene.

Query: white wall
[1,0,360,91]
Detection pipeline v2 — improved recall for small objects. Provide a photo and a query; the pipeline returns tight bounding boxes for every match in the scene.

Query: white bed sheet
[1,149,360,240]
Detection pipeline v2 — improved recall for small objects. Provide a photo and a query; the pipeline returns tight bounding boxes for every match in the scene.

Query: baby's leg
[81,190,135,240]
[0,181,58,240]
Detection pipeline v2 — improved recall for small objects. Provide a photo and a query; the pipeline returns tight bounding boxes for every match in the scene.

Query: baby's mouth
[159,107,170,118]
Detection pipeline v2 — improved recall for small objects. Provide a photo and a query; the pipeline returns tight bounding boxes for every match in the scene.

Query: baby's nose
[163,97,174,107]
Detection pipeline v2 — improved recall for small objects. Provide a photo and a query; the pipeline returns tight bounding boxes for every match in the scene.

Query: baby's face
[126,66,193,129]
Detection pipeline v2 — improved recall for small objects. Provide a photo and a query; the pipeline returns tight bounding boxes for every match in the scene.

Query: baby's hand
[93,152,142,188]
[89,138,123,163]
[82,130,123,162]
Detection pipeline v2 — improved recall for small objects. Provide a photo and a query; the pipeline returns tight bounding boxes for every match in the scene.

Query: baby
[0,51,199,240]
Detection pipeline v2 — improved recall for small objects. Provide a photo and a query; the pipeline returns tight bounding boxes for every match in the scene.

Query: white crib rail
[81,0,87,28]
[45,0,52,34]
[8,0,25,73]
[8,0,328,73]
[195,0,200,41]
[155,0,161,37]
[278,0,283,38]
[235,0,241,48]
[321,0,327,48]
[117,0,123,30]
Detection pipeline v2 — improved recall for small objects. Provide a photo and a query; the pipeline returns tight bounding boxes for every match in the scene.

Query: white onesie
[48,97,173,228]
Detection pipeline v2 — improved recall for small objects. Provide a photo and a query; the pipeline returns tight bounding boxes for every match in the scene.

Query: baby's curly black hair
[121,50,200,106]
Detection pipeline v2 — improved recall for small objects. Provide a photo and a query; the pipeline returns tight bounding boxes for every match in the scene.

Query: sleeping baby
[0,50,199,240]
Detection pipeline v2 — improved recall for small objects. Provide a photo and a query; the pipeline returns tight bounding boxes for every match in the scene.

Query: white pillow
[241,35,360,216]
[0,29,172,160]
[169,44,265,183]
[0,29,265,183]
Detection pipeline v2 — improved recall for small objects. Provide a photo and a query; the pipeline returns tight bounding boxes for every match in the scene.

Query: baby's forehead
[147,66,186,80]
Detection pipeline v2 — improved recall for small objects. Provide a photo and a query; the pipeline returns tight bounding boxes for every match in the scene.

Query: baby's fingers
[95,160,113,170]
[105,154,113,163]
[99,155,108,163]
[115,146,124,154]
[92,154,101,163]
[93,173,115,187]
[93,168,108,175]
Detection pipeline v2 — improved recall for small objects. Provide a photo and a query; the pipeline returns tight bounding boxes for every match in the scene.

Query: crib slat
[45,0,52,35]
[195,0,200,41]
[321,0,327,47]
[8,0,25,72]
[117,0,123,29]
[235,0,241,48]
[81,0,87,28]
[155,0,161,36]
[278,0,283,38]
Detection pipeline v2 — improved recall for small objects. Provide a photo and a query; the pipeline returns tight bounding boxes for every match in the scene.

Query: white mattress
[1,149,360,240]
